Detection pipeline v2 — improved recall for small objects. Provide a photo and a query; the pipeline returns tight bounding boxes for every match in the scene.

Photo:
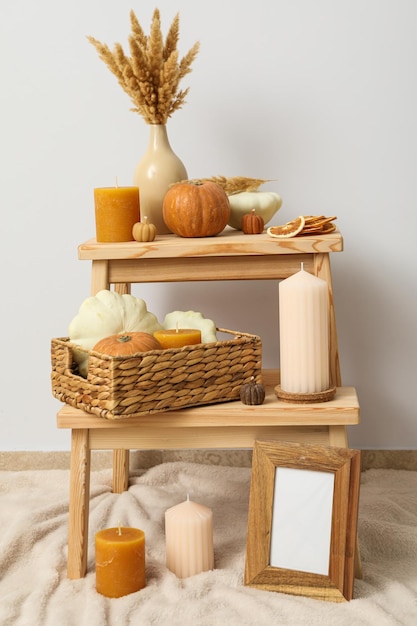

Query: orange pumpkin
[93,332,162,355]
[162,180,230,237]
[241,209,265,234]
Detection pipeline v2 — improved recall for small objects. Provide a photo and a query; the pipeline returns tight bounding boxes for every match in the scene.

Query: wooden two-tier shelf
[56,228,360,579]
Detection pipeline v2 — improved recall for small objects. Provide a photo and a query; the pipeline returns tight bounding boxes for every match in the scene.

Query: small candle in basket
[154,328,201,349]
[162,310,218,343]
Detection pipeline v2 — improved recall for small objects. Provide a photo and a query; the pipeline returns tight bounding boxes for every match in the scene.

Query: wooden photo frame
[244,440,361,602]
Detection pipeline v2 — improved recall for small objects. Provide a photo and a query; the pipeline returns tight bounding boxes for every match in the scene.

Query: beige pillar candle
[165,495,214,578]
[279,265,329,393]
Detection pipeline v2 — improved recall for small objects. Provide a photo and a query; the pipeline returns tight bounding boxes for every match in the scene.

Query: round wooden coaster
[274,385,336,403]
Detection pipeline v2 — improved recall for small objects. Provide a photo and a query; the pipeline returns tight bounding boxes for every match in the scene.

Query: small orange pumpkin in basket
[93,332,162,356]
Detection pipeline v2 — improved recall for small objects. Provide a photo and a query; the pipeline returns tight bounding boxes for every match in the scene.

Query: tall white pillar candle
[165,496,214,578]
[279,266,329,393]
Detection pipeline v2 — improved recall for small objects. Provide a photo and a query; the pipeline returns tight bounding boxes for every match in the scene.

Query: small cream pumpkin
[132,216,157,242]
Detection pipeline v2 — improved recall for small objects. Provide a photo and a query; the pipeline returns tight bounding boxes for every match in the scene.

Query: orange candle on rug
[154,328,202,349]
[165,495,214,578]
[95,526,146,598]
[94,186,140,242]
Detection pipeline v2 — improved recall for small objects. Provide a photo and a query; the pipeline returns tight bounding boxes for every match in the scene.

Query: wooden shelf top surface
[56,370,359,430]
[79,229,343,261]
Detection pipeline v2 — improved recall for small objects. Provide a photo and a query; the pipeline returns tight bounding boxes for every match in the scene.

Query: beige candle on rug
[279,264,329,393]
[165,495,214,578]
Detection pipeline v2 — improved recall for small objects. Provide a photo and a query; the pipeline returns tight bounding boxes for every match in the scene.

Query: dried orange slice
[303,215,337,228]
[319,222,336,233]
[267,216,305,238]
[299,221,336,235]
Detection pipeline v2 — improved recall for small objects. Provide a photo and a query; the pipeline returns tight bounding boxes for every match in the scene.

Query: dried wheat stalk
[87,9,200,125]
[185,176,272,194]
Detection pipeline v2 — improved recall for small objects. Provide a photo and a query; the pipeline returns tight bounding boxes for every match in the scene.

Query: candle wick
[118,521,122,536]
[301,261,304,271]
[176,322,179,334]
[115,176,119,188]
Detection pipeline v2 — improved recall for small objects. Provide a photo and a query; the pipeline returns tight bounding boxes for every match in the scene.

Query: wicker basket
[51,329,262,420]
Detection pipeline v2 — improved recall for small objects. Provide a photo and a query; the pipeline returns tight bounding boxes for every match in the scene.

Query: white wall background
[1,0,416,451]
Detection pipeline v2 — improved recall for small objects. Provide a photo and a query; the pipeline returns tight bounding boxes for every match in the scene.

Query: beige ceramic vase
[133,124,187,235]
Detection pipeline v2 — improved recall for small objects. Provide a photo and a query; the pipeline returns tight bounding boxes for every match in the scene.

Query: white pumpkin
[68,290,162,376]
[162,310,217,343]
[227,191,282,230]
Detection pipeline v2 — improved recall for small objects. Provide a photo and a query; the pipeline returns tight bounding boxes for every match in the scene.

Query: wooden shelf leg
[90,259,110,295]
[113,449,130,493]
[114,283,131,295]
[67,429,91,579]
[328,425,348,448]
[90,261,130,295]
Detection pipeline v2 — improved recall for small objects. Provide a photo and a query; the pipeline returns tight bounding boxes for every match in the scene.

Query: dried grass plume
[87,8,200,125]
[185,176,273,194]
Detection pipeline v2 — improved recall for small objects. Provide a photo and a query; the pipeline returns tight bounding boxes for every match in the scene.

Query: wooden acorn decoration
[241,209,265,234]
[240,376,266,405]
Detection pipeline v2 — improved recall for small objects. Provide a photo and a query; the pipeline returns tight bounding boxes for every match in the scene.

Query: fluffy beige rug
[0,462,416,625]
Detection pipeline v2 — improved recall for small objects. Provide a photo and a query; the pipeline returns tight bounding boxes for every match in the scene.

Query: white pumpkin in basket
[68,289,162,377]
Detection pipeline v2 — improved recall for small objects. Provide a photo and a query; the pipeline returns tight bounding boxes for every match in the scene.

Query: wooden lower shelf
[56,370,359,451]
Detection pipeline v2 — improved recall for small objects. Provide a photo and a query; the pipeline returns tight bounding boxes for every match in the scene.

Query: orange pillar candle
[94,186,140,242]
[154,328,202,349]
[95,526,146,598]
[165,495,214,578]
